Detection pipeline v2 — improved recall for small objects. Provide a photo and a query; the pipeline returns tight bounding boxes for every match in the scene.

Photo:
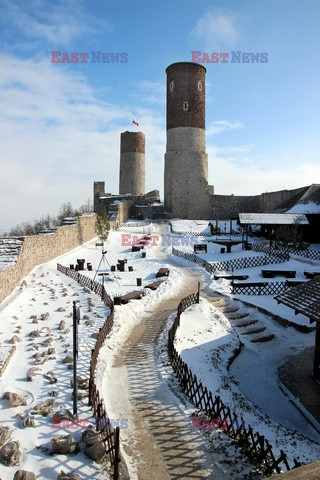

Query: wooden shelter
[238,213,309,247]
[275,276,320,381]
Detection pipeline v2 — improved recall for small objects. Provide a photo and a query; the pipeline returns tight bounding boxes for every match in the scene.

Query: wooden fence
[57,263,121,479]
[172,247,289,274]
[231,281,290,296]
[251,243,320,262]
[119,221,151,229]
[168,292,302,475]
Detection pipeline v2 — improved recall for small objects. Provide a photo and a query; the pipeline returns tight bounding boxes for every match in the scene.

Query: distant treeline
[4,199,93,237]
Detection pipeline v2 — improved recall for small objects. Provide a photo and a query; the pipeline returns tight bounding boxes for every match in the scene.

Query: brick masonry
[166,62,206,130]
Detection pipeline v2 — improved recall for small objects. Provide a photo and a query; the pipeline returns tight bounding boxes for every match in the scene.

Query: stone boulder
[0,440,21,466]
[82,427,106,461]
[13,470,36,480]
[51,435,79,455]
[62,355,73,364]
[0,426,11,446]
[57,471,83,480]
[2,391,27,407]
[9,335,22,344]
[29,330,41,338]
[21,414,36,428]
[32,398,54,416]
[52,408,74,423]
[59,320,66,330]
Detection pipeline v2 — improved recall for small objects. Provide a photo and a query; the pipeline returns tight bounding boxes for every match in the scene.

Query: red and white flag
[132,119,139,126]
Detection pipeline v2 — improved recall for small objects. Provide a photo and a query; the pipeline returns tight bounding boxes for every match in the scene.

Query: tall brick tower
[164,62,213,218]
[119,131,145,196]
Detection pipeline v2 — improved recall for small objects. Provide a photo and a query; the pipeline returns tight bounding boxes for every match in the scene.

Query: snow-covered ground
[174,299,320,465]
[0,221,320,478]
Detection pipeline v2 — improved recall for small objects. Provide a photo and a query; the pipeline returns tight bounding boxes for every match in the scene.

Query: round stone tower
[164,62,213,218]
[119,131,145,196]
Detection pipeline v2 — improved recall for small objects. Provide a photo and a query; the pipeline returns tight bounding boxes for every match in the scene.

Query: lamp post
[73,301,81,416]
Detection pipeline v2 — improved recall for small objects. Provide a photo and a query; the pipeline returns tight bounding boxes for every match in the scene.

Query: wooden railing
[168,292,302,475]
[57,263,121,479]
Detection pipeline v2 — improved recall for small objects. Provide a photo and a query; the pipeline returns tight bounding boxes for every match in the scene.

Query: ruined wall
[93,181,105,212]
[108,199,134,225]
[259,186,309,212]
[210,186,311,219]
[212,194,261,219]
[0,215,97,303]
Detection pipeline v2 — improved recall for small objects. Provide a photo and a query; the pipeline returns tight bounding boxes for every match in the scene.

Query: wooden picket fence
[168,292,302,475]
[57,263,121,479]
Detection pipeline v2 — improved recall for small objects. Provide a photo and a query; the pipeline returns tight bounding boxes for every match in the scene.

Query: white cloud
[207,120,244,136]
[0,54,165,231]
[189,10,240,50]
[132,81,166,105]
[207,144,320,196]
[0,0,110,47]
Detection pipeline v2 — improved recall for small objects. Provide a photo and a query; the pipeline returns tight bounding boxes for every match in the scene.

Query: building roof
[239,213,309,225]
[275,276,320,323]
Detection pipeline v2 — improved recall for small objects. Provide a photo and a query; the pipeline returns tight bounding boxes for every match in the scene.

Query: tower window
[169,81,174,91]
[183,101,188,111]
[198,81,202,91]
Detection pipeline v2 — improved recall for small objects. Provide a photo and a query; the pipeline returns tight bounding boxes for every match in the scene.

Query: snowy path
[104,266,245,480]
[98,226,262,479]
[112,272,222,479]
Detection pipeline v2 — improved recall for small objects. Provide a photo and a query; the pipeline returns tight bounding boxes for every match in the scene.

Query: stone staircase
[0,237,23,271]
[205,295,275,344]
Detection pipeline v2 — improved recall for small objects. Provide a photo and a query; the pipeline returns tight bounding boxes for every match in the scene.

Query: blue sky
[0,0,319,231]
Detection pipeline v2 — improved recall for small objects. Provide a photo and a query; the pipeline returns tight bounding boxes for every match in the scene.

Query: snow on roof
[239,213,309,225]
[275,276,320,323]
[286,202,320,214]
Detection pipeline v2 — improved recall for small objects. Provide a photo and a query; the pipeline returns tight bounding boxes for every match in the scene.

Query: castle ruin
[94,61,320,232]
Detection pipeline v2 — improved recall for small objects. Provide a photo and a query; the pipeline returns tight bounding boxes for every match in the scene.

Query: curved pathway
[102,225,261,480]
[111,265,224,480]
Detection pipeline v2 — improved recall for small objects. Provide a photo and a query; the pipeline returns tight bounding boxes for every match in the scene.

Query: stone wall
[0,215,97,304]
[211,186,311,220]
[212,194,261,219]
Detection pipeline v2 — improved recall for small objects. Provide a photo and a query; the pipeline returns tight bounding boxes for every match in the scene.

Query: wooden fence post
[113,426,120,480]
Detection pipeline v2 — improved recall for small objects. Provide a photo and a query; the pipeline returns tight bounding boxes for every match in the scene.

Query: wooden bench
[232,282,268,288]
[304,271,320,279]
[144,280,165,290]
[114,290,145,305]
[286,280,307,286]
[132,245,144,252]
[194,244,207,253]
[261,269,296,278]
[156,268,170,278]
[214,274,249,281]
